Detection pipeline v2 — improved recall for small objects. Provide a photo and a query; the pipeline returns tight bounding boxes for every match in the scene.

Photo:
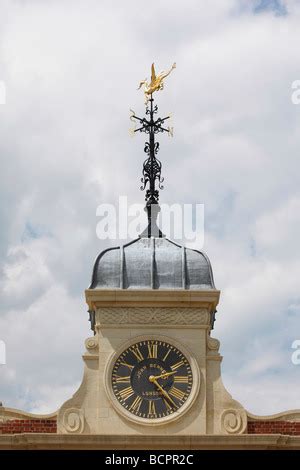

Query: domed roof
[89,237,215,290]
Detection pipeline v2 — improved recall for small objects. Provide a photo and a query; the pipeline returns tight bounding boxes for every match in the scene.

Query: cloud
[239,0,288,16]
[0,283,87,411]
[0,0,299,415]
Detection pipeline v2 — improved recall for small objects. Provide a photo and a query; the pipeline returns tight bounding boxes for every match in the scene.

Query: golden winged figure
[138,62,176,103]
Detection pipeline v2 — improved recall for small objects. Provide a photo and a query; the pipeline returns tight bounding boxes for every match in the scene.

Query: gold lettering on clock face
[111,340,193,420]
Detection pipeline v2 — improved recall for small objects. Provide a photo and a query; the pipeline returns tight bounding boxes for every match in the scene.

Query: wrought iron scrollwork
[130,95,172,209]
[140,155,164,193]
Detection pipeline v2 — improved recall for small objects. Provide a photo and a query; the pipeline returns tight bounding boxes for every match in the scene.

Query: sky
[0,0,300,415]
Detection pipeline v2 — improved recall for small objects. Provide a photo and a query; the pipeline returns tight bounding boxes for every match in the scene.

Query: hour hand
[149,376,177,408]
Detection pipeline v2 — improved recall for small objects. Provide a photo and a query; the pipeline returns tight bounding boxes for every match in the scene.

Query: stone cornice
[0,407,57,422]
[85,289,220,311]
[247,410,300,422]
[0,433,299,450]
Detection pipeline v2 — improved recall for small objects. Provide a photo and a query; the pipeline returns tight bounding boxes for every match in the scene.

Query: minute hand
[152,371,177,380]
[150,377,177,408]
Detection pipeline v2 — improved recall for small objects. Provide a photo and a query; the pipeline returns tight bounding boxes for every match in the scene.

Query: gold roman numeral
[148,342,158,359]
[148,400,156,416]
[118,386,134,401]
[174,376,189,383]
[170,360,185,371]
[163,398,174,412]
[120,362,134,370]
[130,396,142,413]
[169,387,186,401]
[163,349,171,362]
[130,346,144,362]
[114,375,131,384]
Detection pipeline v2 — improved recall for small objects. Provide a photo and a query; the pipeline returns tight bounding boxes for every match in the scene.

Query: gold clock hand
[149,376,177,408]
[151,371,177,380]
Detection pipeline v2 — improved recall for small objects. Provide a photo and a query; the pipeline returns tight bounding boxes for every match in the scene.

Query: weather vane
[130,62,176,237]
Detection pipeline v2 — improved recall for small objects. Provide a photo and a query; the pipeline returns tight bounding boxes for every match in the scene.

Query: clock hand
[151,371,177,380]
[148,376,177,408]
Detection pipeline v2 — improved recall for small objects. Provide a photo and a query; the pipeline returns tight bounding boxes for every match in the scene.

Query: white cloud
[0,283,87,411]
[0,0,300,415]
[254,196,300,256]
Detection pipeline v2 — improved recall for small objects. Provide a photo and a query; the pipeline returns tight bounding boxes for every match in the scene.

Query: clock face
[111,339,193,420]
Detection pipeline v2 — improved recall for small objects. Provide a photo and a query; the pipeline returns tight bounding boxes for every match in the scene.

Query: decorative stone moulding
[221,409,248,435]
[95,307,211,328]
[62,408,85,434]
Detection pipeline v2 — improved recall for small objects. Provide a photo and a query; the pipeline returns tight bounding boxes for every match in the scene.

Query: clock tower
[57,63,247,437]
[1,63,300,451]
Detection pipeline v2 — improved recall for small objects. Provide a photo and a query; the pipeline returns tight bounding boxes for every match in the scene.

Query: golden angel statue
[138,62,176,103]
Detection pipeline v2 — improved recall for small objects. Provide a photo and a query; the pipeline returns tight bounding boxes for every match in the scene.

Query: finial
[137,62,176,104]
[130,62,175,237]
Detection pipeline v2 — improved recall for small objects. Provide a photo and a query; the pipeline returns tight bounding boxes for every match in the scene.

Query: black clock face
[111,339,193,420]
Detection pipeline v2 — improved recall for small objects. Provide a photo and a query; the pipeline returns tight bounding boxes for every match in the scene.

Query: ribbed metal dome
[89,237,215,290]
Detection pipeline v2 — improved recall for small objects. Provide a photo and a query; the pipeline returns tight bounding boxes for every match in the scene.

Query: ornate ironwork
[130,62,175,237]
[130,96,173,237]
